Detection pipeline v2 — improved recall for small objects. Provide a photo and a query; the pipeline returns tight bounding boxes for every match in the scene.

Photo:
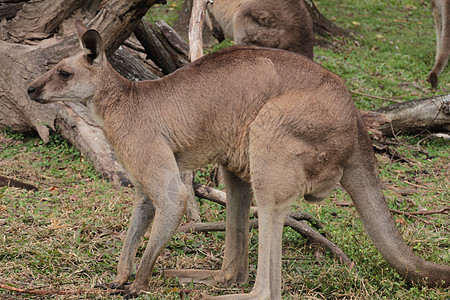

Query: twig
[283,217,355,268]
[401,208,449,215]
[0,282,114,296]
[389,208,434,225]
[389,207,450,226]
[333,202,448,226]
[178,219,258,233]
[350,90,402,103]
[0,175,38,191]
[122,40,146,53]
[193,183,227,207]
[178,218,354,268]
[193,183,333,236]
[403,180,445,192]
[289,211,332,238]
[379,139,431,157]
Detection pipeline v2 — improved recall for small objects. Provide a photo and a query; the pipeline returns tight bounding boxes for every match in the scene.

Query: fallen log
[134,19,178,74]
[374,94,450,137]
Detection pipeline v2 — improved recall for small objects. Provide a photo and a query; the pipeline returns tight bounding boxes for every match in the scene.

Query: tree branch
[178,215,354,268]
[190,182,353,267]
[188,0,209,61]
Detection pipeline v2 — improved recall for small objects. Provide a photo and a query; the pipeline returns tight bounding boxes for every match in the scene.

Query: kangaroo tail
[340,116,450,287]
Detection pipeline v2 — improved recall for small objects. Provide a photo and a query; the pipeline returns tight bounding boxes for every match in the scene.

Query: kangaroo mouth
[31,97,88,104]
[31,98,53,104]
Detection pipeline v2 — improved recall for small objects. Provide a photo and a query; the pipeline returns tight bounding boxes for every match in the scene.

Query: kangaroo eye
[58,70,72,80]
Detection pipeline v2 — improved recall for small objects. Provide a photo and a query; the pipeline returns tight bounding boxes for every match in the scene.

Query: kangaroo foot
[106,282,146,299]
[94,279,131,291]
[204,290,271,300]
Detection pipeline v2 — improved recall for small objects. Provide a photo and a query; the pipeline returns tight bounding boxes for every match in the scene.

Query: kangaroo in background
[207,0,314,60]
[28,21,449,299]
[428,0,450,88]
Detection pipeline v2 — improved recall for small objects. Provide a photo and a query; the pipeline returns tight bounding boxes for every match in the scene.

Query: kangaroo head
[28,20,105,104]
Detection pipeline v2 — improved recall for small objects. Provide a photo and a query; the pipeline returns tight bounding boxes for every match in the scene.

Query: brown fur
[28,21,449,299]
[207,0,314,59]
[428,0,450,88]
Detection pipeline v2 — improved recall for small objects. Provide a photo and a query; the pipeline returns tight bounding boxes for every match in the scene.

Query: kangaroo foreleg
[110,189,155,289]
[124,175,188,296]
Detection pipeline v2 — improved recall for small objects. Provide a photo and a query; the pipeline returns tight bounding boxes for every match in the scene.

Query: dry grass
[0,129,448,300]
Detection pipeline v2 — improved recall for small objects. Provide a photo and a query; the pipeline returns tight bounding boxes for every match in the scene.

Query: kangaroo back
[209,0,314,59]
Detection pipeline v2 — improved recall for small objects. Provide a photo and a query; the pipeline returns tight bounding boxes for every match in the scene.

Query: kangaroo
[207,0,314,59]
[28,21,449,299]
[428,0,450,88]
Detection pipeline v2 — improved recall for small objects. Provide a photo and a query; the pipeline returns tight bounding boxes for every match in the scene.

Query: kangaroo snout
[27,85,45,103]
[27,85,49,104]
[27,86,35,94]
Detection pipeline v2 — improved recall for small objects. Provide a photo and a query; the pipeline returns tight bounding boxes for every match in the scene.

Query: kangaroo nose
[27,86,36,95]
[27,86,36,94]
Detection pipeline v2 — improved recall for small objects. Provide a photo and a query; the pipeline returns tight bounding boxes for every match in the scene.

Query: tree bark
[172,0,219,47]
[134,19,178,74]
[0,1,28,20]
[374,94,450,137]
[188,0,208,61]
[359,94,450,139]
[0,0,163,184]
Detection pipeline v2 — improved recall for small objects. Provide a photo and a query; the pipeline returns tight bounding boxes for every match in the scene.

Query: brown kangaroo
[28,21,449,299]
[428,0,450,88]
[207,0,314,59]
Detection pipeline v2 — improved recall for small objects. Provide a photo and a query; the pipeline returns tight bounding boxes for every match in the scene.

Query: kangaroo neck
[91,62,134,122]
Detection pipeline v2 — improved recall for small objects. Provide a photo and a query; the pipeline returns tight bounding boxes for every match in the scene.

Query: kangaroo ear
[81,29,104,66]
[75,19,88,39]
[74,20,104,66]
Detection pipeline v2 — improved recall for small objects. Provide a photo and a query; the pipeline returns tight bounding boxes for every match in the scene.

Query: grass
[314,0,450,110]
[1,0,450,299]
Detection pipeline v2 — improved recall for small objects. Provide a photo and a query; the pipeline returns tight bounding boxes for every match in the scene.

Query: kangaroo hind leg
[164,167,252,285]
[428,0,450,88]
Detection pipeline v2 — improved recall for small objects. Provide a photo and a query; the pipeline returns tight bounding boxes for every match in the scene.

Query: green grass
[144,0,183,25]
[314,0,449,110]
[1,0,450,299]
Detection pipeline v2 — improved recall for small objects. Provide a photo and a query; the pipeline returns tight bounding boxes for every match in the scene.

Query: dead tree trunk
[0,0,163,184]
[359,94,450,139]
[375,94,450,136]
